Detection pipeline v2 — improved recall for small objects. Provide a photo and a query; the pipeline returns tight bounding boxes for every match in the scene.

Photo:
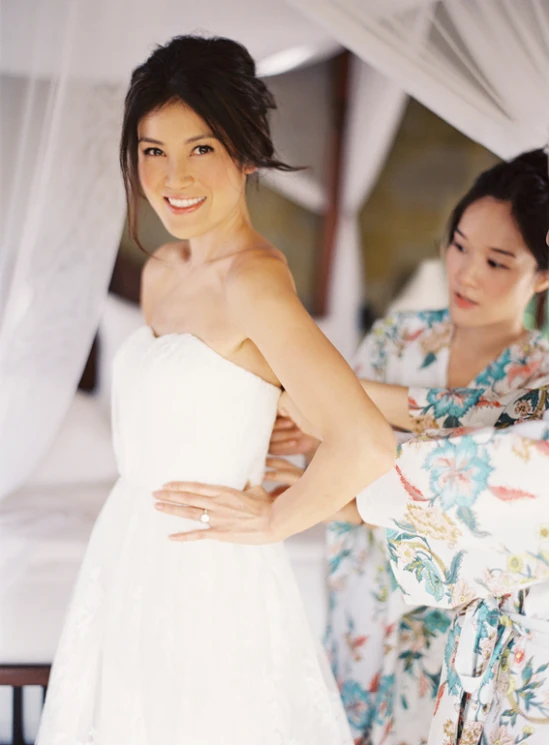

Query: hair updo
[120,35,297,244]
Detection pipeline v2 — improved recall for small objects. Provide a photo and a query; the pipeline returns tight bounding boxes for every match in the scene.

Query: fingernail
[155,503,164,510]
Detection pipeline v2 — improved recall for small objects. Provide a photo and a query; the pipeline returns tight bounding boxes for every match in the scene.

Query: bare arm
[264,457,364,525]
[359,380,413,430]
[226,255,395,539]
[153,254,395,542]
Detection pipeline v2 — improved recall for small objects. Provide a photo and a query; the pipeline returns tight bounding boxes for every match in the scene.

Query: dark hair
[120,35,298,246]
[445,148,549,272]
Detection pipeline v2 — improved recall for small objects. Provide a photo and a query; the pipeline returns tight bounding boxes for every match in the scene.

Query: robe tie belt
[441,596,549,744]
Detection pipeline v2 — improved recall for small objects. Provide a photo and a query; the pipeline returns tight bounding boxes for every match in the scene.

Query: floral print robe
[325,309,549,744]
[357,414,549,745]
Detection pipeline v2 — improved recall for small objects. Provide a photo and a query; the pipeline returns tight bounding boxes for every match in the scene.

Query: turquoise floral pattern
[341,680,374,732]
[419,387,484,428]
[327,309,549,745]
[424,437,493,510]
[358,417,549,745]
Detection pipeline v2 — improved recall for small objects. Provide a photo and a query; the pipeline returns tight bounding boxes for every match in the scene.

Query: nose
[456,255,481,290]
[165,159,194,190]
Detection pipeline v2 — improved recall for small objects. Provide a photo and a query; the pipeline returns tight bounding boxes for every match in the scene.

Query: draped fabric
[0,1,126,498]
[0,0,406,496]
[288,0,549,160]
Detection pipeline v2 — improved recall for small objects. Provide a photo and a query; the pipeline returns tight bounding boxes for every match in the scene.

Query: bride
[36,34,395,744]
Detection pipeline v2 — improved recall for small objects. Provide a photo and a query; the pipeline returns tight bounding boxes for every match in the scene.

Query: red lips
[454,292,478,310]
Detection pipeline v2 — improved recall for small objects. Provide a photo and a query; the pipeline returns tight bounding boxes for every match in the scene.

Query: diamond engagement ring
[200,509,210,524]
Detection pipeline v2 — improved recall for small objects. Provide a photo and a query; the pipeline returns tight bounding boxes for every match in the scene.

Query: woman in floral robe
[326,310,549,745]
[326,150,549,745]
[268,150,549,744]
[355,412,549,745]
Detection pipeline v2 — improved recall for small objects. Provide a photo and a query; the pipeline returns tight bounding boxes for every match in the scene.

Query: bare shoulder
[226,244,295,297]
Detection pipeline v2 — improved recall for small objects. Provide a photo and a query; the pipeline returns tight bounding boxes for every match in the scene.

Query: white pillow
[97,293,144,411]
[25,391,118,487]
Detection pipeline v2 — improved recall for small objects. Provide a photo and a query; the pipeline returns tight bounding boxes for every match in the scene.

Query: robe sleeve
[352,315,396,381]
[407,382,549,432]
[356,416,549,608]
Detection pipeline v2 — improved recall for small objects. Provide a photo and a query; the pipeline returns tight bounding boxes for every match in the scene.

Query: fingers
[265,457,304,487]
[169,529,210,542]
[265,470,302,486]
[270,428,300,444]
[154,490,216,509]
[159,481,234,497]
[168,527,273,544]
[266,456,299,469]
[153,480,239,511]
[154,501,206,522]
[268,442,302,456]
[272,416,295,431]
[269,438,317,456]
[154,482,275,544]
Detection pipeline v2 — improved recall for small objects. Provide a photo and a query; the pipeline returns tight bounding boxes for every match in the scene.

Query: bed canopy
[1,0,548,499]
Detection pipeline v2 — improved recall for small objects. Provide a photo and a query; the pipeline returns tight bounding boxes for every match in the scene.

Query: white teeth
[167,197,205,208]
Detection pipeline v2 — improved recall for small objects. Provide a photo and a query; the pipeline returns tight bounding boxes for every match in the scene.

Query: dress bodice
[111,326,281,491]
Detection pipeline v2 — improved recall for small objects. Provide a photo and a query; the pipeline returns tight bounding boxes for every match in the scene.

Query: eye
[193,144,214,156]
[142,147,164,157]
[451,240,465,253]
[488,259,508,270]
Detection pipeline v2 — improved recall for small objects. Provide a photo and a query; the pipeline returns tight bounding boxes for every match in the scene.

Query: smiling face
[445,197,549,330]
[137,100,254,240]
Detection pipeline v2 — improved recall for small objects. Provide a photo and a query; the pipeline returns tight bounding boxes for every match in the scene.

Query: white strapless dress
[37,326,352,745]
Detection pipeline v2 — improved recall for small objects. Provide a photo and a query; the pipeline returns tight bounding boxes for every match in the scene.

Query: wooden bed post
[313,50,351,317]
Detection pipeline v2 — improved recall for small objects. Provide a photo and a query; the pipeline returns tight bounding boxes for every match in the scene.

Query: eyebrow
[138,133,215,145]
[455,227,516,259]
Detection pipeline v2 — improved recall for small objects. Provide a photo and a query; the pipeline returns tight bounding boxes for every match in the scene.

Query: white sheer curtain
[317,58,406,359]
[0,0,413,498]
[289,0,549,160]
[0,1,126,499]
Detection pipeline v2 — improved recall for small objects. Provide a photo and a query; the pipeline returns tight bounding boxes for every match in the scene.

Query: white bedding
[0,480,112,663]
